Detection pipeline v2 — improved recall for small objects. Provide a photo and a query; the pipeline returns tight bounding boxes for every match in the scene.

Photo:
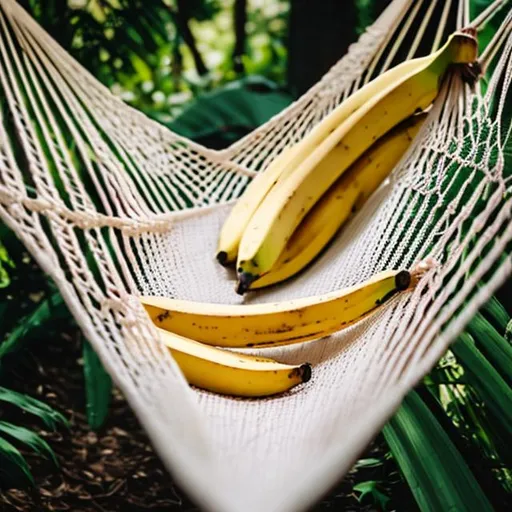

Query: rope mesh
[0,1,510,511]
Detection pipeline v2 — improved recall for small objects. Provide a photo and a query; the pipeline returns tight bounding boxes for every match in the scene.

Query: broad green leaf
[465,313,512,385]
[0,421,58,466]
[383,391,493,512]
[0,436,34,486]
[0,387,68,430]
[452,333,512,433]
[167,76,293,148]
[83,340,112,430]
[0,292,68,361]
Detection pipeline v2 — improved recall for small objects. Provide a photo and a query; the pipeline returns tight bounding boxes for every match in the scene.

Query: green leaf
[354,457,383,469]
[465,313,512,386]
[480,295,510,334]
[83,340,112,431]
[166,76,293,148]
[452,333,512,433]
[353,480,390,510]
[0,238,15,288]
[383,391,493,512]
[0,387,68,430]
[130,53,153,82]
[0,421,58,466]
[0,436,34,486]
[0,291,68,361]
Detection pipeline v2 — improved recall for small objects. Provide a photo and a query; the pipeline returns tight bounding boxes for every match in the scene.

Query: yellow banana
[215,32,454,268]
[250,112,428,290]
[156,327,311,397]
[235,32,477,292]
[140,262,430,348]
[216,144,301,266]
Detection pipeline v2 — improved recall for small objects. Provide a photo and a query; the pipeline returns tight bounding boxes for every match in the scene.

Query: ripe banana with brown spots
[157,327,311,397]
[140,260,433,349]
[235,32,477,292]
[249,112,428,290]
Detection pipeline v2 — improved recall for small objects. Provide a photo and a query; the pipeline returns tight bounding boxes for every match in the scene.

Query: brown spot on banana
[156,311,170,323]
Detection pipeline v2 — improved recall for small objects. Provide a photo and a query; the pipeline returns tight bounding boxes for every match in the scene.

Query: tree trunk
[175,0,208,76]
[233,0,247,73]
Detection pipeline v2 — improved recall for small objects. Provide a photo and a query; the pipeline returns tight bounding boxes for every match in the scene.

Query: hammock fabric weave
[0,0,511,510]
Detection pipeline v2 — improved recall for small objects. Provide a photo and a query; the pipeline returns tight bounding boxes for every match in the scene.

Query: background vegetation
[0,0,510,510]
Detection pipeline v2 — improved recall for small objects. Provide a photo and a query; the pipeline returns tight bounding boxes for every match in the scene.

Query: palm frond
[452,332,512,434]
[383,390,494,512]
[0,436,34,487]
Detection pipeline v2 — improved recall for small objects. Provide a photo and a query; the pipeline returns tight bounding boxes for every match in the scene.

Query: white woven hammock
[0,0,511,510]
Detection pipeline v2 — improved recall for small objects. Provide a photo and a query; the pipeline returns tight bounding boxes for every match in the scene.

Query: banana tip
[395,270,411,291]
[216,251,229,266]
[300,363,312,383]
[235,272,257,295]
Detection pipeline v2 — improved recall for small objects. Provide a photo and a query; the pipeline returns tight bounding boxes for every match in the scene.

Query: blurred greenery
[18,0,290,117]
[0,1,511,510]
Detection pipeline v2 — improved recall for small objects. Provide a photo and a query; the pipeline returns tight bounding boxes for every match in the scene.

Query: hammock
[0,0,511,510]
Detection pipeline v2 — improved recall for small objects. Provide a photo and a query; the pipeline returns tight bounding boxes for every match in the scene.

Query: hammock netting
[0,0,511,510]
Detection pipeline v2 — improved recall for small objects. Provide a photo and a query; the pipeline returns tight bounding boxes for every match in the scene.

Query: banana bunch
[216,31,478,293]
[138,31,477,399]
[140,259,434,396]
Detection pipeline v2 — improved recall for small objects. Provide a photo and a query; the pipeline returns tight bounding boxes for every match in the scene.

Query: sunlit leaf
[353,480,390,510]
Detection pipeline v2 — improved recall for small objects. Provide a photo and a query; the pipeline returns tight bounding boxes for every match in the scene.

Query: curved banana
[157,327,311,397]
[216,144,301,266]
[236,32,477,292]
[250,112,428,290]
[140,262,430,348]
[215,35,454,268]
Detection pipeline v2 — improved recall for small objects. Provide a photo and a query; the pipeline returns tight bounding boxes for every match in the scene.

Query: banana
[140,261,431,348]
[235,32,477,292]
[156,327,311,397]
[216,144,301,266]
[215,33,453,268]
[249,112,428,290]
